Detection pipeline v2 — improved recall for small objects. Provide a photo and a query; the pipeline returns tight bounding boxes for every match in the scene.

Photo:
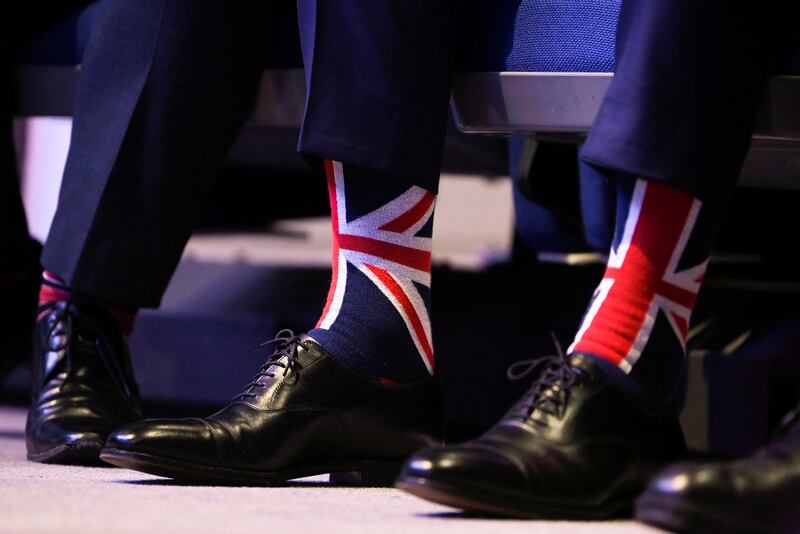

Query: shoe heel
[329,461,402,487]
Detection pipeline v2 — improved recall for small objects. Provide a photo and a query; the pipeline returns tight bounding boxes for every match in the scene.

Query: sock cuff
[42,270,68,290]
[40,271,70,304]
[39,270,137,335]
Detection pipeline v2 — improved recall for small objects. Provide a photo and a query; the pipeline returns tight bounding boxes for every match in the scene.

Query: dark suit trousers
[296,0,456,180]
[43,0,455,308]
[40,0,288,307]
[583,0,796,208]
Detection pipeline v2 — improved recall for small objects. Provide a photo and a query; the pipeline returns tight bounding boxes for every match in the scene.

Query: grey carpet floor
[0,406,659,534]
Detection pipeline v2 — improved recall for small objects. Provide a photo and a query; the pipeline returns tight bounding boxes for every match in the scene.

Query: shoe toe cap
[26,428,107,463]
[644,461,737,505]
[27,411,117,451]
[638,462,783,530]
[59,430,106,447]
[104,418,221,463]
[401,444,528,490]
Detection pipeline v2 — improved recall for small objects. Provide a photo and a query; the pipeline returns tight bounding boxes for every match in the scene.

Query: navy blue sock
[309,160,438,383]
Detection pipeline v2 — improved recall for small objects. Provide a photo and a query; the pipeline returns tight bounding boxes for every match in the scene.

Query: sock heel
[329,460,403,486]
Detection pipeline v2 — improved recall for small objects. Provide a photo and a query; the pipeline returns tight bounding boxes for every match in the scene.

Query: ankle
[39,271,70,305]
[578,352,679,410]
[39,271,137,335]
[309,329,430,384]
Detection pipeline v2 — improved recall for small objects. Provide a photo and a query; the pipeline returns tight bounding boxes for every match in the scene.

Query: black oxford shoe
[636,405,800,534]
[396,353,686,518]
[100,330,442,485]
[26,300,142,464]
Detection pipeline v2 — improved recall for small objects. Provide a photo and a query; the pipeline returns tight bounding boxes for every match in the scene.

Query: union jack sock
[309,160,437,383]
[569,176,719,405]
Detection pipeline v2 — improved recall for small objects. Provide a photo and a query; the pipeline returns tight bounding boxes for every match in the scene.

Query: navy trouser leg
[41,0,271,307]
[297,0,456,178]
[583,0,794,207]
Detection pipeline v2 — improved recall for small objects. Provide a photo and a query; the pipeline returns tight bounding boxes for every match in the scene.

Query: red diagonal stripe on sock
[379,191,436,233]
[670,312,689,342]
[603,267,699,311]
[365,264,434,370]
[655,280,698,310]
[317,159,341,328]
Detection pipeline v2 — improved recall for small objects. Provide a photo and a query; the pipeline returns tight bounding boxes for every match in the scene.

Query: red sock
[39,271,70,305]
[39,271,137,335]
[569,178,710,375]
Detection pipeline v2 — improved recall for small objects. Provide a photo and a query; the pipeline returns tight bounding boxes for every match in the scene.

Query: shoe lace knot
[507,335,580,424]
[235,329,310,402]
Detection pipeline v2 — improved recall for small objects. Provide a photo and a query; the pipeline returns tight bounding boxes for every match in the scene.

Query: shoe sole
[27,438,106,466]
[635,494,771,534]
[100,447,402,486]
[396,475,634,519]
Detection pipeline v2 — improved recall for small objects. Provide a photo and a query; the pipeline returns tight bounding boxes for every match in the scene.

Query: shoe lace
[40,301,69,352]
[39,300,138,401]
[234,329,310,402]
[506,334,580,423]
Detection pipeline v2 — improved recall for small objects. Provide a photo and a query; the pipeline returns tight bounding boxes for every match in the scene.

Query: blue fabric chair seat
[17,1,798,74]
[456,0,621,73]
[457,0,800,75]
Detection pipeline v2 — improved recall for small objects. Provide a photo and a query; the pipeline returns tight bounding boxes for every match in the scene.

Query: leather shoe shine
[100,330,442,485]
[26,299,142,464]
[636,405,800,534]
[396,353,686,518]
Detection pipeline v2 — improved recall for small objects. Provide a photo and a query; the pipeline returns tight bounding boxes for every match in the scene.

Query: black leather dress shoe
[396,353,686,518]
[26,300,142,464]
[100,330,442,485]
[636,405,800,534]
